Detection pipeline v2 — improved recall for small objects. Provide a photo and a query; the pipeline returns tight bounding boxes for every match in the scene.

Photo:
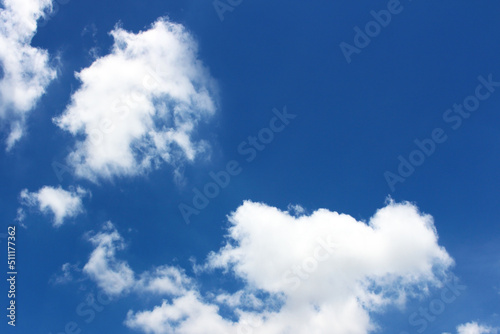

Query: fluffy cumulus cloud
[0,0,57,149]
[83,222,192,297]
[54,18,217,181]
[20,185,88,226]
[121,200,454,334]
[451,322,498,334]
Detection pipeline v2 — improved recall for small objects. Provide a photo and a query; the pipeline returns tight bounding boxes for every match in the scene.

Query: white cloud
[455,322,498,334]
[15,207,26,222]
[0,0,57,149]
[20,185,88,226]
[83,221,136,296]
[136,265,192,296]
[54,18,217,181]
[125,291,238,334]
[83,222,192,297]
[125,200,454,334]
[51,262,80,285]
[214,290,264,309]
[287,203,305,216]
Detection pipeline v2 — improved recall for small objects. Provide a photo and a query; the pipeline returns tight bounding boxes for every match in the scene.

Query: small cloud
[19,186,89,227]
[15,207,25,223]
[50,263,81,285]
[83,222,193,297]
[455,322,498,334]
[287,203,305,216]
[83,222,135,296]
[81,23,98,39]
[135,265,192,296]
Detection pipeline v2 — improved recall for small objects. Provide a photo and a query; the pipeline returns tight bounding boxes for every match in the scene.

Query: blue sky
[1,0,499,333]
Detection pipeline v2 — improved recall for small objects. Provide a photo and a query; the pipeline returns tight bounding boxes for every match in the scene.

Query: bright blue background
[1,0,499,332]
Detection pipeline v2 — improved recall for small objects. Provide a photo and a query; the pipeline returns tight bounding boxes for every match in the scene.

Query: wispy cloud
[83,222,193,297]
[0,0,57,149]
